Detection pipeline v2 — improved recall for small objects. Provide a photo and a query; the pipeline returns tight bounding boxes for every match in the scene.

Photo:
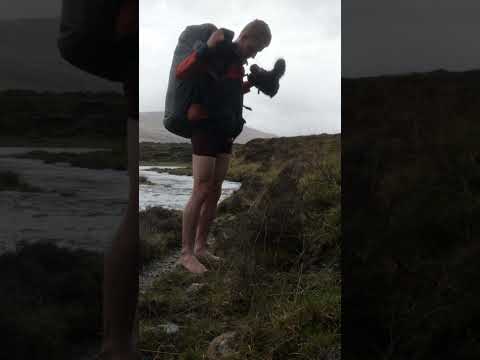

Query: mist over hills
[140,112,277,144]
[0,18,120,92]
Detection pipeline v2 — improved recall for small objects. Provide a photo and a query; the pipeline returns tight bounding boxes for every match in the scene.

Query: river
[0,148,240,254]
[140,166,241,211]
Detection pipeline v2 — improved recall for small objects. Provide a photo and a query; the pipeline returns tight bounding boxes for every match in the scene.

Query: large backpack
[163,24,218,139]
[57,0,131,82]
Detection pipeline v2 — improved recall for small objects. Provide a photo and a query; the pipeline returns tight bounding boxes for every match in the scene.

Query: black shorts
[191,128,233,157]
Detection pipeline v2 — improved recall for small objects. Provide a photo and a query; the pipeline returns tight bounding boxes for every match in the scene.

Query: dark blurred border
[342,1,480,358]
[0,2,133,359]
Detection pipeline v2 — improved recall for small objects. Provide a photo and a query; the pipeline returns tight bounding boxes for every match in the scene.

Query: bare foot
[194,249,223,263]
[177,254,208,274]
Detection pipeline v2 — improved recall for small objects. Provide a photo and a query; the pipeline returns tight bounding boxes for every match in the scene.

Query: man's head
[235,19,271,60]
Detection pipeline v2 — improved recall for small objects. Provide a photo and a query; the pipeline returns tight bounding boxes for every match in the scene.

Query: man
[175,19,272,274]
[100,3,140,360]
[58,1,139,359]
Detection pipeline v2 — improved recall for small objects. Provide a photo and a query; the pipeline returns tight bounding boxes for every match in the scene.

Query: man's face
[238,36,266,60]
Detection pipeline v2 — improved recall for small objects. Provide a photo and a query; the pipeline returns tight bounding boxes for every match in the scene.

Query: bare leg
[101,117,139,359]
[194,153,230,260]
[179,155,216,273]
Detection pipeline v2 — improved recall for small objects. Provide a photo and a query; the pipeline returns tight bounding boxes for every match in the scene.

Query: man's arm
[175,42,209,80]
[175,28,229,80]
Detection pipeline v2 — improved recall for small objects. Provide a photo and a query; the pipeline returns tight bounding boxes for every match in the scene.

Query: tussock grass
[140,207,182,266]
[138,265,340,359]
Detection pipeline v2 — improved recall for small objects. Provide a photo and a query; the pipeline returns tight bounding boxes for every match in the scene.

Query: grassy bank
[140,207,182,267]
[138,134,341,359]
[140,143,192,165]
[140,264,340,360]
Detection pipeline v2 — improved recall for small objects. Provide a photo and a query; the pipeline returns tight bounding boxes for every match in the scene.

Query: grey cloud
[342,0,480,77]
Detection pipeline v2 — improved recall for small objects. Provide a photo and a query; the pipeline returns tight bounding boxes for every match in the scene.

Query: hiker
[58,1,139,359]
[171,20,276,274]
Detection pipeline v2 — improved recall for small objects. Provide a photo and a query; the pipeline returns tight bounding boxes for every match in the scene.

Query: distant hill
[140,112,277,144]
[0,18,120,92]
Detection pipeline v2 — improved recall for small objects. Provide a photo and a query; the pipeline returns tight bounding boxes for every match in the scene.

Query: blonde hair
[240,19,272,47]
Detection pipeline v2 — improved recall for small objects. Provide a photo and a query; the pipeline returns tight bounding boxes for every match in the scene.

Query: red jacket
[176,49,252,93]
[175,43,252,122]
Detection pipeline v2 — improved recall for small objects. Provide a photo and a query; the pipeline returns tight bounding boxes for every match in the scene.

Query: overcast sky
[140,0,341,136]
[342,1,480,77]
[4,1,479,135]
[0,1,60,19]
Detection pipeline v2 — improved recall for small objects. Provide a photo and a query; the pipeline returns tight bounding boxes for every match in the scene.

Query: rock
[207,331,239,360]
[154,322,179,335]
[163,322,180,334]
[206,235,216,246]
[186,282,206,295]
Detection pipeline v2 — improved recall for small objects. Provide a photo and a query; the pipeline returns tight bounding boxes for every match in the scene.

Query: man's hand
[207,29,226,48]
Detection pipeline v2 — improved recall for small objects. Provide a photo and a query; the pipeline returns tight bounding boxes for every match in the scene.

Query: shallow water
[0,147,128,254]
[0,148,241,254]
[139,166,241,211]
